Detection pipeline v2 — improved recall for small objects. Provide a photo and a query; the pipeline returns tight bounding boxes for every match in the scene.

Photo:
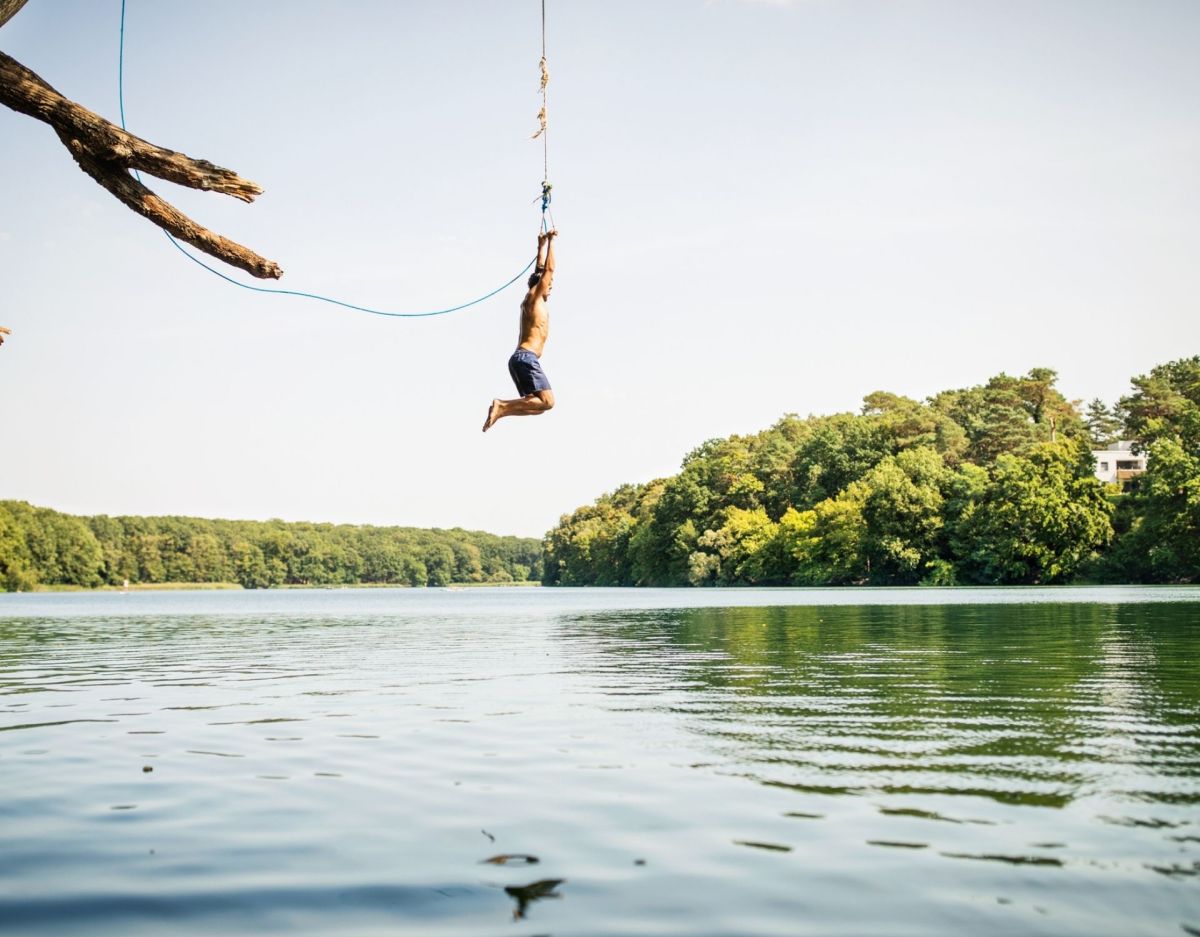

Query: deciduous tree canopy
[545,362,1200,587]
[0,506,542,591]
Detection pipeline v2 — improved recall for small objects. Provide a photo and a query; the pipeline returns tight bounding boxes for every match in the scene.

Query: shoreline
[25,580,543,594]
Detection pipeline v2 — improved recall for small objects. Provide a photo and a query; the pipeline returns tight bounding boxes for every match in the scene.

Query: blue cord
[118,0,538,318]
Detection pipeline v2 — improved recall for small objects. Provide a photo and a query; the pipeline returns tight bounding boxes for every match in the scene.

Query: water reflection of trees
[567,603,1200,808]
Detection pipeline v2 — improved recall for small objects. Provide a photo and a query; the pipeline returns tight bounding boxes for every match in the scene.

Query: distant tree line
[544,358,1200,586]
[0,510,543,591]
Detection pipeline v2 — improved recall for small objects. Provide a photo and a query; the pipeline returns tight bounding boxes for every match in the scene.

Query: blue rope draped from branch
[116,0,547,319]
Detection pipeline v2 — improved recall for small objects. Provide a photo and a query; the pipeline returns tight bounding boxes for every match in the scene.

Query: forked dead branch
[0,0,280,279]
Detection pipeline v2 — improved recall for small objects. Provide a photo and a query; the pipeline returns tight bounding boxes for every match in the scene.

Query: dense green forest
[544,358,1200,586]
[4,359,1197,593]
[0,508,542,591]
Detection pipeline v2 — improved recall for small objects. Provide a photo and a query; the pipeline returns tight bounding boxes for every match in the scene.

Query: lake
[1,586,1198,936]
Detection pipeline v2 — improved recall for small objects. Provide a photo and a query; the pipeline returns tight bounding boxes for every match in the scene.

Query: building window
[1117,460,1141,470]
[1099,462,1109,471]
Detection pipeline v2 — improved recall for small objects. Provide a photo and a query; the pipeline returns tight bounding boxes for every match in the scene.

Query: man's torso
[518,295,549,356]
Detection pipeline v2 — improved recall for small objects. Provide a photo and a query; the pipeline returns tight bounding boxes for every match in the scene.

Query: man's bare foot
[482,399,502,432]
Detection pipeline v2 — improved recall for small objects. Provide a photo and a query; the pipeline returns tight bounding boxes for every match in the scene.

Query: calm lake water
[1,586,1198,936]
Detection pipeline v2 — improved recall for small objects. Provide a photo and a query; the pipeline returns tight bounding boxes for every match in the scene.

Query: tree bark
[0,0,30,31]
[0,48,282,278]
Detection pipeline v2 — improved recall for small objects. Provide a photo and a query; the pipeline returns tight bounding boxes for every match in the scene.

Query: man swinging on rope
[483,229,557,432]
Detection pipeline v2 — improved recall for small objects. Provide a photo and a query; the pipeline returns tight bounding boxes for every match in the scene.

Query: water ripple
[0,588,1197,936]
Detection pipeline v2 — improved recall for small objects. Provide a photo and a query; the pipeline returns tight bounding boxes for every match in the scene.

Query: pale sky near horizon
[1,0,1197,538]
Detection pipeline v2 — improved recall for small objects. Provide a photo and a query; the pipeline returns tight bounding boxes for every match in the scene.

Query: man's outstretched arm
[538,230,557,298]
[524,234,547,305]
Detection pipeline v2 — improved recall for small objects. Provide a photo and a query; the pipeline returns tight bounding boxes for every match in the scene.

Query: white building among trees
[1092,441,1147,488]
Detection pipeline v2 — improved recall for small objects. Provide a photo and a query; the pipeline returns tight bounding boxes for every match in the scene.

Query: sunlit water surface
[1,586,1198,936]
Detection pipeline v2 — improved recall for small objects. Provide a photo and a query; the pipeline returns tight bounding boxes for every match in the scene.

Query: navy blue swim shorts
[508,348,552,396]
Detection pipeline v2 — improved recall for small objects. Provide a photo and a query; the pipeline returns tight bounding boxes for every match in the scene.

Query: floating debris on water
[482,853,539,865]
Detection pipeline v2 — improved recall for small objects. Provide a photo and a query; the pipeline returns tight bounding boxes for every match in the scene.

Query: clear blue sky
[1,0,1197,537]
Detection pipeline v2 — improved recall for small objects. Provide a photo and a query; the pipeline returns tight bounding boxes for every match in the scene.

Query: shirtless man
[482,229,557,432]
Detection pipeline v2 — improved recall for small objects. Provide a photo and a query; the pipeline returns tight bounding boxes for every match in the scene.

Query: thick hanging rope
[117,0,540,319]
[532,0,549,157]
[533,0,555,232]
[533,58,549,147]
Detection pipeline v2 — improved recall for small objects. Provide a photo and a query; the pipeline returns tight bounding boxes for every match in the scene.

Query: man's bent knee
[535,390,555,411]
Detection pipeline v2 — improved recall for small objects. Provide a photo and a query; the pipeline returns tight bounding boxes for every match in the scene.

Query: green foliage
[544,364,1194,587]
[0,502,102,589]
[1091,357,1200,583]
[928,367,1083,464]
[1085,398,1123,448]
[691,507,777,585]
[0,503,542,592]
[1117,439,1200,581]
[790,414,894,508]
[1119,356,1200,455]
[797,493,869,584]
[950,441,1113,584]
[0,504,38,591]
[543,485,641,586]
[856,447,952,584]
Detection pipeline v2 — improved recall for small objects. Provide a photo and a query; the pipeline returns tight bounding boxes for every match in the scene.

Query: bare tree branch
[61,133,283,280]
[0,48,282,278]
[0,1,30,31]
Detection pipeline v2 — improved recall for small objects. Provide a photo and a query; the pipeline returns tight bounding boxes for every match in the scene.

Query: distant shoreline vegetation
[5,358,1197,594]
[0,509,542,592]
[543,358,1200,587]
[26,580,543,593]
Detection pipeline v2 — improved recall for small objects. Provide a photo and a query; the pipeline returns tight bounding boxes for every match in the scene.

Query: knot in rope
[535,2,553,227]
[532,8,549,156]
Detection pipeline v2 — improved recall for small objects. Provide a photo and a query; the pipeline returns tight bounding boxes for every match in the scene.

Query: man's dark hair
[527,270,543,290]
